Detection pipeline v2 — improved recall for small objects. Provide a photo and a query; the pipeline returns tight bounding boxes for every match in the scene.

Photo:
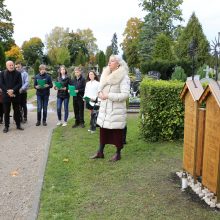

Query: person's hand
[98,91,108,100]
[7,89,14,95]
[19,88,23,94]
[54,86,57,90]
[44,84,49,88]
[75,90,78,93]
[35,85,40,89]
[62,87,66,91]
[102,92,108,100]
[7,89,15,97]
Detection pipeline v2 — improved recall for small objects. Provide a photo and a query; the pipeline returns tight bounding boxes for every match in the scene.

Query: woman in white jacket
[91,55,130,161]
[84,70,100,133]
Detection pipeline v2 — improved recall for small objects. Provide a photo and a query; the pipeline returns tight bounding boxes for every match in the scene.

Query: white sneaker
[62,122,67,127]
[56,121,62,126]
[91,130,95,134]
[88,129,91,132]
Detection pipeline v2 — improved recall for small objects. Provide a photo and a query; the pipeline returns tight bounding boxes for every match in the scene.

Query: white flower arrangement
[176,171,220,209]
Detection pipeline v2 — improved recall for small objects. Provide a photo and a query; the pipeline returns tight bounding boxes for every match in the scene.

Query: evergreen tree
[105,45,113,64]
[174,12,210,68]
[152,33,174,61]
[111,33,119,55]
[139,14,159,62]
[96,51,106,74]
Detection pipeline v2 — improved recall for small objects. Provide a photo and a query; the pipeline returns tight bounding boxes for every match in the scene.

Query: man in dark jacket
[34,64,53,126]
[0,61,23,133]
[71,67,86,128]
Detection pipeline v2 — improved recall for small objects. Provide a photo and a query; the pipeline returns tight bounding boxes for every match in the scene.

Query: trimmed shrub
[139,78,184,142]
[171,66,187,82]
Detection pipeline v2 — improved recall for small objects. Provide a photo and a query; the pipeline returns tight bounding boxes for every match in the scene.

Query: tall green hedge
[139,78,184,142]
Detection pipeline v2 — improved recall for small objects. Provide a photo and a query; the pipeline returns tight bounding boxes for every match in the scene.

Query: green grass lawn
[38,113,219,220]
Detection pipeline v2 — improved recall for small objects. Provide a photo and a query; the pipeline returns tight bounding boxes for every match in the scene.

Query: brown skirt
[100,127,123,148]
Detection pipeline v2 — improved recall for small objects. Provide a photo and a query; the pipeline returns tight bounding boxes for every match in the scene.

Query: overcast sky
[4,0,220,52]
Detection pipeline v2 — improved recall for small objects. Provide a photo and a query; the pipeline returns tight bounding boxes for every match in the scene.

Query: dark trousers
[73,97,84,124]
[123,125,127,144]
[3,102,21,128]
[0,103,3,121]
[20,92,27,119]
[90,109,98,131]
[37,95,49,122]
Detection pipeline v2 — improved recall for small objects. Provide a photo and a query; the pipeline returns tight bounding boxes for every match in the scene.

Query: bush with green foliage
[139,78,184,142]
[140,59,192,80]
[171,66,187,81]
[0,43,6,70]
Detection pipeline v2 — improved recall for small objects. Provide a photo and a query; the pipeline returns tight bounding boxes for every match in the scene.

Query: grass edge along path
[38,113,219,220]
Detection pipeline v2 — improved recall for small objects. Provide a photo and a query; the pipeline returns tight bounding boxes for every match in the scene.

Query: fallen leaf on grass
[10,170,19,177]
[63,158,69,162]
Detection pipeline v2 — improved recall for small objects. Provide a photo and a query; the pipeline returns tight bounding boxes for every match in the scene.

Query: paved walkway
[0,89,68,220]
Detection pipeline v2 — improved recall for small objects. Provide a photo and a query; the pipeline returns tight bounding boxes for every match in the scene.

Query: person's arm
[0,71,7,92]
[107,76,130,102]
[21,72,29,91]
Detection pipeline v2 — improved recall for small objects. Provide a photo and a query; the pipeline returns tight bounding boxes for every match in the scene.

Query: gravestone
[148,71,160,79]
[134,68,141,81]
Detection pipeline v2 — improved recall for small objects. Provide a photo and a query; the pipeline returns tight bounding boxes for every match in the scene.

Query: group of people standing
[0,61,29,133]
[54,54,130,161]
[0,54,130,161]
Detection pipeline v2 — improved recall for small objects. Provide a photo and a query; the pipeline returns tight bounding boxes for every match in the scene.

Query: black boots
[90,152,104,159]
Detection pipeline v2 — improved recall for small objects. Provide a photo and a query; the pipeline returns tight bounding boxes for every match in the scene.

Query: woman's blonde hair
[109,54,128,72]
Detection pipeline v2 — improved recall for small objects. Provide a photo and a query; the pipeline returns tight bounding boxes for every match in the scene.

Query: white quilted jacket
[96,66,130,129]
